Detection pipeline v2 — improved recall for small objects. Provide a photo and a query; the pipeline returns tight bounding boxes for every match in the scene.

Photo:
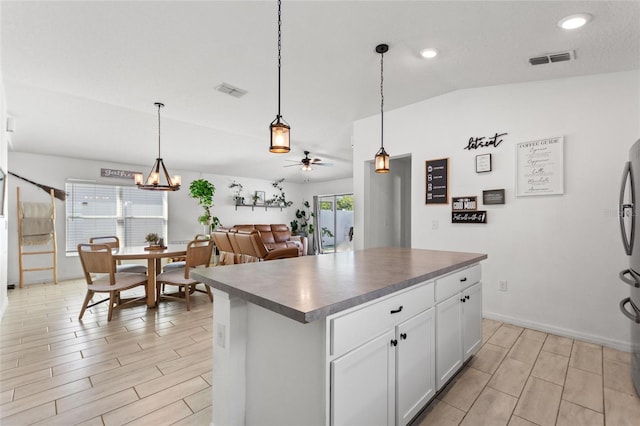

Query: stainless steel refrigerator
[619,138,640,397]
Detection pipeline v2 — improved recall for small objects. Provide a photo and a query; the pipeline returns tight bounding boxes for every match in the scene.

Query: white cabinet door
[463,282,483,361]
[396,308,435,426]
[436,293,463,390]
[331,329,396,426]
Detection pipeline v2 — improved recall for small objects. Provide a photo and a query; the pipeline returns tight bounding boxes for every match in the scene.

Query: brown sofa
[213,226,300,264]
[230,224,308,256]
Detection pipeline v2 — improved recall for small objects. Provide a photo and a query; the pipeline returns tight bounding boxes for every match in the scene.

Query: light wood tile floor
[417,319,640,426]
[2,280,640,425]
[0,279,213,425]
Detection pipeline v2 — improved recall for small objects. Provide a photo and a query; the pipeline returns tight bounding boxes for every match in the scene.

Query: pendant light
[269,0,290,153]
[134,102,181,191]
[374,43,390,173]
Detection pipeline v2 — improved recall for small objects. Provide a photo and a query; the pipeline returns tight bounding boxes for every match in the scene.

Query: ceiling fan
[284,151,333,171]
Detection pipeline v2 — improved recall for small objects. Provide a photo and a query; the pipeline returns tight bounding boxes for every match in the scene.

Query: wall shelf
[235,204,287,212]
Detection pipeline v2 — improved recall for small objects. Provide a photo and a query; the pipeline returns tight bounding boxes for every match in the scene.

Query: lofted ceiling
[2,1,639,183]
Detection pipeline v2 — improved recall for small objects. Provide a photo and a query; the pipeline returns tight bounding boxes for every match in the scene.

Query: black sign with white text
[425,158,449,204]
[452,211,487,224]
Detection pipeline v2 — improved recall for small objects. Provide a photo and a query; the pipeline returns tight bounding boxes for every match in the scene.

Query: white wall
[353,70,640,350]
[6,152,314,285]
[303,177,353,197]
[0,47,9,317]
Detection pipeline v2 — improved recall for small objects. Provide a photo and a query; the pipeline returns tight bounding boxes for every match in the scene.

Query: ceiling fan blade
[283,164,301,167]
[315,162,333,167]
[285,159,302,163]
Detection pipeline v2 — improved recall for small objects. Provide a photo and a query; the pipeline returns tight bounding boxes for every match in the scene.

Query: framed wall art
[475,153,492,173]
[425,158,449,204]
[516,136,564,197]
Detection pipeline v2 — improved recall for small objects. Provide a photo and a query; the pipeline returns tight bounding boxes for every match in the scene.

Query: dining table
[112,244,187,307]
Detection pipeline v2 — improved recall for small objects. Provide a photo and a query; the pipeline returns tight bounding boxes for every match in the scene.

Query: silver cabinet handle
[619,269,640,288]
[619,297,640,323]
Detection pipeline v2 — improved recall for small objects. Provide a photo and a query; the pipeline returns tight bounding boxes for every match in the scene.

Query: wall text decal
[464,132,508,150]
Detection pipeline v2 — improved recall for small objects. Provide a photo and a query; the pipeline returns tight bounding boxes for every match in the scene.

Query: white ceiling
[2,1,639,183]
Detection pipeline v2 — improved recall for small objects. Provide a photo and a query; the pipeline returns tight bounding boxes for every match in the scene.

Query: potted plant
[269,178,293,207]
[229,181,244,205]
[291,200,314,237]
[145,232,160,246]
[189,178,220,232]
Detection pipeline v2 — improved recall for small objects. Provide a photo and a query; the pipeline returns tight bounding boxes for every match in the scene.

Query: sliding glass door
[315,193,354,254]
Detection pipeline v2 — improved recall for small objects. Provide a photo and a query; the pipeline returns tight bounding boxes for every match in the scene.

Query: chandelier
[134,102,181,191]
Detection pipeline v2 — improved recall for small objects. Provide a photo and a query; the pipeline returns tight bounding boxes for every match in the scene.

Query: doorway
[314,193,354,254]
[363,155,412,248]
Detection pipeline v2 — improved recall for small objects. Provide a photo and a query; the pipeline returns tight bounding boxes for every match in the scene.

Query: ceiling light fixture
[420,48,439,59]
[269,0,290,154]
[374,43,390,174]
[558,13,592,30]
[301,163,312,172]
[134,102,181,191]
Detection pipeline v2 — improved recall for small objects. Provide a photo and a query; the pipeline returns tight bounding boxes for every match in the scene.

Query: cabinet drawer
[330,282,434,357]
[435,264,481,303]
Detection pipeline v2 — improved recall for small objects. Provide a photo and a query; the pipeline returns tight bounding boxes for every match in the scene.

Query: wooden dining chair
[77,243,149,321]
[162,233,211,271]
[89,236,148,275]
[155,239,214,311]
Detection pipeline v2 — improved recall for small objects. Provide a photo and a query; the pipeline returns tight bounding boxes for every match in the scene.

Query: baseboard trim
[483,310,632,353]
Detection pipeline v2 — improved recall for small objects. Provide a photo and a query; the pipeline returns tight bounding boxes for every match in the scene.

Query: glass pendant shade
[269,0,291,153]
[374,43,391,174]
[375,147,390,173]
[270,117,290,153]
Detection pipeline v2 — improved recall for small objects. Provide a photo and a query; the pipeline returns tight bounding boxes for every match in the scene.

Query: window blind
[65,182,168,253]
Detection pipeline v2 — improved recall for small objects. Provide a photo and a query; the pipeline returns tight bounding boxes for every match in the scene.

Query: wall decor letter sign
[425,158,449,205]
[452,211,487,223]
[452,196,477,212]
[464,132,508,150]
[516,136,564,196]
[483,189,505,205]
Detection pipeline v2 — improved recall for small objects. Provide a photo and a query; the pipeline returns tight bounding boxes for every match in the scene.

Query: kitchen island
[193,247,487,426]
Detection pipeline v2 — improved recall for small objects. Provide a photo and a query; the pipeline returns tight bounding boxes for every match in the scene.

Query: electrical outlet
[216,323,226,348]
[499,280,508,291]
[432,219,439,230]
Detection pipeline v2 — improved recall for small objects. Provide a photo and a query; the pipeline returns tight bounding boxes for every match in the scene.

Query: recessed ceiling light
[420,48,439,59]
[558,13,592,30]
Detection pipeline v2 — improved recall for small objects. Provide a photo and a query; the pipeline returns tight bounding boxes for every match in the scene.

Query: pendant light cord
[157,103,162,158]
[380,50,384,149]
[277,0,282,118]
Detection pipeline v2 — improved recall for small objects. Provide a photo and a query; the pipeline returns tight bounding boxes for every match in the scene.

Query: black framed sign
[425,158,448,205]
[452,211,487,224]
[476,153,492,173]
[452,196,477,212]
[483,189,505,205]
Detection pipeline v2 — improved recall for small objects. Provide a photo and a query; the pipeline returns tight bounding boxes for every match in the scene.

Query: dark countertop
[193,247,487,324]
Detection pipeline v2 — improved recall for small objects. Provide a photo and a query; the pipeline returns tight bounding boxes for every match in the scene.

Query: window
[65,181,167,254]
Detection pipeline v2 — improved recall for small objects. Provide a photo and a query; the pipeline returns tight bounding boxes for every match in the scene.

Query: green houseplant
[268,178,293,207]
[291,200,314,236]
[189,178,220,231]
[145,232,160,246]
[229,181,245,205]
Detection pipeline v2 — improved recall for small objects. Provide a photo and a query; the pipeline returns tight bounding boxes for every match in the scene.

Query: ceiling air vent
[215,82,248,98]
[529,50,575,66]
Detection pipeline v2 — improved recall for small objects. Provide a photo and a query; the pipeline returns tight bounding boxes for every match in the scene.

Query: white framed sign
[476,153,492,173]
[516,136,564,197]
